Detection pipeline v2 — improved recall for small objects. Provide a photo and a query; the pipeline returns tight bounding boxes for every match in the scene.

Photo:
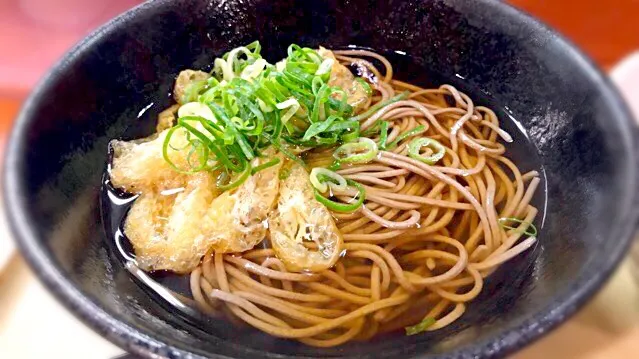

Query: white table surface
[0,256,122,358]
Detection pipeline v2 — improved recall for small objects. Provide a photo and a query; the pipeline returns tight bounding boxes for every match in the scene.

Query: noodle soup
[102,43,546,347]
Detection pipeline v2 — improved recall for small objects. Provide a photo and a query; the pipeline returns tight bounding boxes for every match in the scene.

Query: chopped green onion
[361,120,382,137]
[218,163,252,191]
[378,121,390,150]
[328,87,349,114]
[278,167,291,180]
[349,91,409,122]
[327,160,342,171]
[185,139,210,171]
[314,179,365,213]
[355,77,372,96]
[251,157,281,175]
[168,129,193,152]
[163,126,209,174]
[387,125,426,149]
[405,318,436,336]
[213,58,234,82]
[340,128,360,143]
[311,84,330,123]
[498,218,538,237]
[276,98,301,127]
[269,137,308,170]
[240,58,268,80]
[178,102,216,122]
[315,58,334,77]
[333,138,378,164]
[177,118,241,173]
[311,76,324,95]
[408,137,445,165]
[209,103,256,160]
[181,79,210,104]
[164,41,376,193]
[309,168,347,193]
[303,115,338,141]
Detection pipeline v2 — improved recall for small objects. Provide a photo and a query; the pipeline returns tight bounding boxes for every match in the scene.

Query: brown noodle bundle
[188,49,540,347]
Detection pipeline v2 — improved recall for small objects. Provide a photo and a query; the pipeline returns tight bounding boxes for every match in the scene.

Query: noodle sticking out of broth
[106,42,540,346]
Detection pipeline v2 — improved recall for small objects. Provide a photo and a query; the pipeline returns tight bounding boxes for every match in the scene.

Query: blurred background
[0,0,638,358]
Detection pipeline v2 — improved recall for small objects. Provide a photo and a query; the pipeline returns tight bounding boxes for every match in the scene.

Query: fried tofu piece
[201,150,285,253]
[110,128,193,193]
[124,172,218,273]
[268,162,344,272]
[156,104,180,132]
[113,140,284,272]
[173,69,210,104]
[318,47,370,112]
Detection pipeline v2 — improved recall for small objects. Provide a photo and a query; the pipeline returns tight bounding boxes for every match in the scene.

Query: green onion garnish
[387,125,426,149]
[360,120,382,137]
[405,318,436,336]
[276,98,300,126]
[355,77,372,96]
[181,78,211,104]
[407,137,445,165]
[251,157,281,175]
[315,58,334,77]
[349,91,409,122]
[498,218,538,237]
[278,167,291,180]
[314,179,365,213]
[164,41,375,190]
[268,137,308,170]
[327,160,342,171]
[162,126,213,174]
[333,138,378,164]
[303,115,339,141]
[378,121,390,150]
[340,128,360,143]
[309,168,347,193]
[217,163,252,191]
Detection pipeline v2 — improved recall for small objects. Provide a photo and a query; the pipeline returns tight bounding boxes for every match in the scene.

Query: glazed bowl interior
[5,0,638,358]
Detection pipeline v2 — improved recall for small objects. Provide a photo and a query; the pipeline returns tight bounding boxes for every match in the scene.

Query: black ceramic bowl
[4,0,639,358]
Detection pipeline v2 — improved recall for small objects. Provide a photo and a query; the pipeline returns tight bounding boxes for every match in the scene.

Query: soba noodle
[184,49,540,346]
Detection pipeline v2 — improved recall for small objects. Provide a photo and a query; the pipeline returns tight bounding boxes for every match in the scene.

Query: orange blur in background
[2,0,639,136]
[512,0,639,69]
[2,0,639,126]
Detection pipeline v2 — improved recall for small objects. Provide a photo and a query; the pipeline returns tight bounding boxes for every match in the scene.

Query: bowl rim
[3,0,638,358]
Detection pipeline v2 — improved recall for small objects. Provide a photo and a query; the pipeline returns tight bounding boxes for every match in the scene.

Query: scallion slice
[408,137,445,165]
[378,121,390,150]
[217,163,252,191]
[251,157,281,175]
[349,91,409,122]
[498,218,538,237]
[178,102,216,122]
[163,126,208,174]
[327,160,342,171]
[181,79,210,104]
[355,77,372,96]
[276,98,301,126]
[333,138,378,164]
[309,168,348,193]
[314,179,365,213]
[315,58,334,77]
[387,125,426,149]
[405,318,436,336]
